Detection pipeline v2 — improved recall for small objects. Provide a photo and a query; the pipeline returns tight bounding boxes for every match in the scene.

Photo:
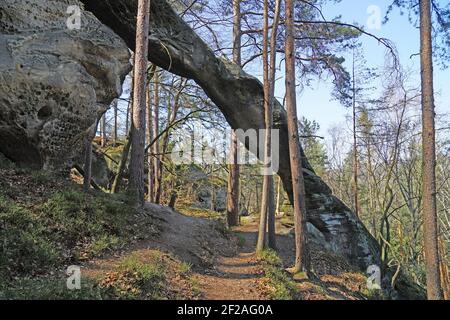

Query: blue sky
[271,0,450,137]
[117,1,449,141]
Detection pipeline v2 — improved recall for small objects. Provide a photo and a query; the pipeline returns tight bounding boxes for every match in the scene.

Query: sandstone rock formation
[0,0,381,272]
[82,0,381,270]
[0,0,130,168]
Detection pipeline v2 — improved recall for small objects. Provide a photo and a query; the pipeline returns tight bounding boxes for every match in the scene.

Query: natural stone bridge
[0,0,380,271]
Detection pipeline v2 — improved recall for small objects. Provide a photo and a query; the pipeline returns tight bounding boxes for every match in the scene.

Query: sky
[116,0,449,142]
[271,0,450,137]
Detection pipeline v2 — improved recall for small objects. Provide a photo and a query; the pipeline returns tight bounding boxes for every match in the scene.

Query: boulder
[0,0,131,169]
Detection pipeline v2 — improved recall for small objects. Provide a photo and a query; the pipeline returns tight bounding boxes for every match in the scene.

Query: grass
[0,276,105,300]
[99,253,167,299]
[178,206,223,219]
[236,234,246,247]
[189,277,203,298]
[258,249,299,300]
[178,262,193,275]
[0,168,156,294]
[0,166,202,300]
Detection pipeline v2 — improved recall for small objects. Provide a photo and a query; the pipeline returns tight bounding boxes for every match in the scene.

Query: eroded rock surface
[0,0,130,168]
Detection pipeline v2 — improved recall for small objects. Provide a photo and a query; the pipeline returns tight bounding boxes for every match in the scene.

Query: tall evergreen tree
[419,0,443,300]
[285,0,310,274]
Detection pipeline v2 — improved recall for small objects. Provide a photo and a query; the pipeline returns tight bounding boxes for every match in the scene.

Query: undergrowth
[259,250,299,300]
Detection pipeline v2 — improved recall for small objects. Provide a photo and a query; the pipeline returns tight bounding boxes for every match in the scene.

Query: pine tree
[285,0,310,274]
[129,0,151,207]
[227,0,241,227]
[419,0,444,300]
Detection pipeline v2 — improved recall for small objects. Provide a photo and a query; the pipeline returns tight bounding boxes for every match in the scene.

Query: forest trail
[81,204,371,300]
[193,223,266,300]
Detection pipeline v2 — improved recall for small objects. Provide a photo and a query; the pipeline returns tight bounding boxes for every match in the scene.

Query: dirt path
[194,224,267,300]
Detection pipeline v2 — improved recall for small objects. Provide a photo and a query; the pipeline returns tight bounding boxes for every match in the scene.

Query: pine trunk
[113,99,118,145]
[112,131,132,194]
[83,134,93,192]
[352,49,359,217]
[129,0,151,206]
[153,71,161,204]
[419,0,444,300]
[267,0,281,251]
[227,0,241,227]
[285,0,310,274]
[146,83,154,202]
[256,0,272,253]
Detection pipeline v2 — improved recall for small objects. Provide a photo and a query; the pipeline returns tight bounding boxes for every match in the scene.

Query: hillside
[1,157,424,300]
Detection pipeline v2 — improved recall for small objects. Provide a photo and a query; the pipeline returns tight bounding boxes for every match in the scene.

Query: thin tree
[227,0,241,227]
[419,0,444,300]
[256,0,272,253]
[153,70,161,204]
[111,130,132,194]
[113,99,118,145]
[285,0,310,274]
[129,0,151,207]
[146,82,154,202]
[275,175,282,215]
[100,114,107,147]
[351,47,360,217]
[267,0,281,250]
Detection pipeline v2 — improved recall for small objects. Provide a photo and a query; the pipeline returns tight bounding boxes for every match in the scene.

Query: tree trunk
[168,192,177,209]
[275,175,282,215]
[256,0,272,253]
[227,0,241,228]
[153,70,161,204]
[267,0,281,251]
[100,113,107,147]
[227,131,240,226]
[146,82,154,202]
[420,0,444,300]
[125,92,131,134]
[83,138,92,192]
[285,0,310,274]
[111,130,132,193]
[352,49,360,217]
[113,99,118,145]
[129,0,151,207]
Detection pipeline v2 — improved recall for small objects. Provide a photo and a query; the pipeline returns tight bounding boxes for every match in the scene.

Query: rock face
[0,0,130,168]
[81,0,381,271]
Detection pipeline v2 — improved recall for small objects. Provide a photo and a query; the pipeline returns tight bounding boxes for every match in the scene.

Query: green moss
[0,195,59,276]
[178,262,193,275]
[0,277,105,300]
[0,182,152,282]
[259,249,299,300]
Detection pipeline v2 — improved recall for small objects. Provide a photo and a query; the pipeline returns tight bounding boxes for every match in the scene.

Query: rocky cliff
[0,0,130,168]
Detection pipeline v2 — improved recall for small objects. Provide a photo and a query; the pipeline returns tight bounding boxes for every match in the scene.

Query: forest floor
[193,216,370,300]
[0,160,374,300]
[193,222,266,300]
